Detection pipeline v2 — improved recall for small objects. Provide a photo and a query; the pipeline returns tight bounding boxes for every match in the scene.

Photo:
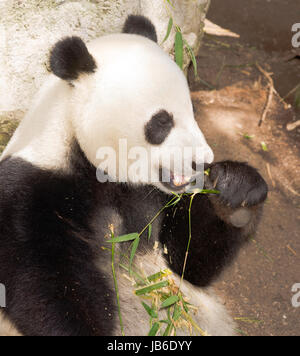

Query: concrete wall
[0,0,210,114]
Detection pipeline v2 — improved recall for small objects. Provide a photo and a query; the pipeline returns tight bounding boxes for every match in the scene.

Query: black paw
[205,161,268,209]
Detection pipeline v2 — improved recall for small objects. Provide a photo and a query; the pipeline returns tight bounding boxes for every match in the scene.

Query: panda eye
[145,110,174,145]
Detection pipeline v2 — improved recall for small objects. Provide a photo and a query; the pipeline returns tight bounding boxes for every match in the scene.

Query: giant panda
[0,15,268,336]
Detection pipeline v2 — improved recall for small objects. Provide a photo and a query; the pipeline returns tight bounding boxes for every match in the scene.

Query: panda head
[50,15,214,194]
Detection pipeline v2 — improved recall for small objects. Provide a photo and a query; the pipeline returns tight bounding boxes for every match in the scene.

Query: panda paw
[205,161,268,209]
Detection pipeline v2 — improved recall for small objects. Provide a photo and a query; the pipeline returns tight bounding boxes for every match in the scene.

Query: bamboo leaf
[147,269,172,283]
[179,295,189,313]
[261,142,268,152]
[193,189,220,195]
[148,322,160,336]
[173,304,182,321]
[165,196,181,208]
[148,224,152,242]
[129,237,140,274]
[160,319,171,325]
[135,281,169,296]
[204,168,211,176]
[184,39,198,76]
[201,189,220,194]
[165,0,174,8]
[175,30,184,70]
[107,233,139,243]
[243,133,255,140]
[111,235,125,335]
[163,323,173,336]
[162,18,173,44]
[142,302,158,319]
[161,295,179,309]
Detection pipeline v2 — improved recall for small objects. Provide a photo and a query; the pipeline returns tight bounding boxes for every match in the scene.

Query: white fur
[112,249,236,336]
[0,311,21,337]
[2,34,213,193]
[73,34,214,191]
[1,76,74,172]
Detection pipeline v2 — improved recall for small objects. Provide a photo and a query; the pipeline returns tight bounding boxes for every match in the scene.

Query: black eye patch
[145,110,174,145]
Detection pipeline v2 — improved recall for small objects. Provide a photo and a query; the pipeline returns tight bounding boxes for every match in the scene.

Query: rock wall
[0,0,210,114]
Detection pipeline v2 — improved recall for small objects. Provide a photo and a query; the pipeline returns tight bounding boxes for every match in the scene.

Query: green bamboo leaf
[204,168,211,177]
[201,189,220,194]
[179,295,189,313]
[165,196,181,208]
[148,322,160,336]
[111,235,125,335]
[162,18,173,44]
[107,233,139,243]
[184,39,198,76]
[175,30,184,70]
[261,142,268,152]
[163,323,173,336]
[192,189,220,195]
[147,269,172,283]
[142,302,158,319]
[148,224,152,242]
[172,304,182,321]
[243,133,255,140]
[135,281,169,296]
[161,295,179,309]
[165,0,174,8]
[183,303,189,313]
[160,319,171,325]
[129,237,140,273]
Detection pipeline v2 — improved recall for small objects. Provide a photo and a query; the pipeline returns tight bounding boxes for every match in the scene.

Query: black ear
[123,15,158,43]
[50,37,97,81]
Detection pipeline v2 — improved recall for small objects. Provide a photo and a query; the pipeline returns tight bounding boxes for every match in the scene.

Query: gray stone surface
[0,0,210,116]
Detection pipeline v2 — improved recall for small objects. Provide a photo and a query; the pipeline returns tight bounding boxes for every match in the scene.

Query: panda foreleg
[205,161,268,236]
[160,161,268,287]
[2,263,114,336]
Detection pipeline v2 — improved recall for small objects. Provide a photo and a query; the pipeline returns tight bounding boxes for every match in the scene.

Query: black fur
[0,142,268,335]
[0,150,115,336]
[50,37,97,81]
[145,110,174,145]
[207,161,268,209]
[123,15,158,43]
[161,161,268,286]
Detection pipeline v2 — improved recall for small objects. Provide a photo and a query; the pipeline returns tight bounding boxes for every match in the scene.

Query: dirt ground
[189,0,300,336]
[209,0,300,53]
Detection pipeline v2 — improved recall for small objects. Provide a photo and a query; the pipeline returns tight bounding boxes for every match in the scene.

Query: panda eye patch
[145,110,174,145]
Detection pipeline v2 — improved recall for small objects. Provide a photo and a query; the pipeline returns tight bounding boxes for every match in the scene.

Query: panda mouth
[159,167,192,192]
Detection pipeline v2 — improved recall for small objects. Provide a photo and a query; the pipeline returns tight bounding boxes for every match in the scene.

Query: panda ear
[123,15,158,43]
[50,37,97,81]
